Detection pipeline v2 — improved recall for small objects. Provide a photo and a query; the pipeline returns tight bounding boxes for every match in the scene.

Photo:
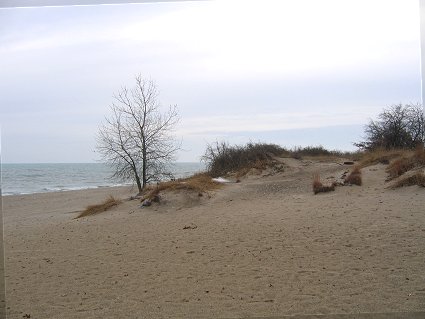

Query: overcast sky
[0,0,422,163]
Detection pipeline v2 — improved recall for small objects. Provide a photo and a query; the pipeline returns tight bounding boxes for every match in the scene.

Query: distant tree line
[355,103,424,150]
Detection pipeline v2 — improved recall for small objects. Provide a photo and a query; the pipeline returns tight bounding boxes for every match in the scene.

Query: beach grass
[312,173,335,194]
[391,171,425,188]
[144,172,222,200]
[76,195,122,218]
[358,148,411,168]
[344,166,362,186]
[385,145,425,180]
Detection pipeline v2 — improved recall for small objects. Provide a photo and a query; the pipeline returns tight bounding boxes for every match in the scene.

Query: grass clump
[386,157,416,179]
[357,148,410,168]
[391,171,425,189]
[202,141,285,177]
[144,172,221,200]
[312,173,336,194]
[344,166,362,186]
[386,146,425,180]
[76,196,122,218]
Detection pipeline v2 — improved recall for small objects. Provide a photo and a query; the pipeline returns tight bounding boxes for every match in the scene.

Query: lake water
[1,162,205,196]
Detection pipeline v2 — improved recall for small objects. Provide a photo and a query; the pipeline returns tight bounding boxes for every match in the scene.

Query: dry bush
[312,173,335,194]
[76,196,122,218]
[144,173,221,200]
[202,141,285,177]
[391,171,425,189]
[355,103,424,150]
[344,166,362,186]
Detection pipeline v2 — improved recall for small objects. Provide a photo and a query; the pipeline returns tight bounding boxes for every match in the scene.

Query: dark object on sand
[141,199,152,207]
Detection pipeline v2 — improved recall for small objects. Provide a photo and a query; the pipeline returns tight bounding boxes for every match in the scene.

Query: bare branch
[355,103,424,150]
[96,74,180,194]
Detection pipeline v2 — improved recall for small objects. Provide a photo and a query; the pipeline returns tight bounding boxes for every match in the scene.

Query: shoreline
[2,186,135,223]
[1,162,205,198]
[1,184,134,198]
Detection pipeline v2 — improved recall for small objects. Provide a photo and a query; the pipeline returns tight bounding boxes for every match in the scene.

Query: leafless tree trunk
[97,74,180,195]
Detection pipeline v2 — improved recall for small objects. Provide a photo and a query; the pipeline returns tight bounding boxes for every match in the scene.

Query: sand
[2,158,425,318]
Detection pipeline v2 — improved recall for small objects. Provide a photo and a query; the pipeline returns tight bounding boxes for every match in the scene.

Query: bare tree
[355,103,424,150]
[97,75,180,195]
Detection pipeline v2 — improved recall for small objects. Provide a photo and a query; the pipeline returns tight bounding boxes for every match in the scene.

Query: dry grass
[234,159,283,178]
[302,154,348,162]
[290,145,355,160]
[413,144,425,166]
[391,171,425,189]
[234,159,268,178]
[415,144,425,159]
[144,173,222,200]
[312,173,323,194]
[203,142,285,177]
[76,196,122,218]
[386,146,425,180]
[344,166,362,186]
[312,173,335,195]
[386,157,415,179]
[358,148,410,168]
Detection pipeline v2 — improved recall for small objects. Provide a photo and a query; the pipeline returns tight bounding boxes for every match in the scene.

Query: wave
[2,162,204,196]
[2,184,132,196]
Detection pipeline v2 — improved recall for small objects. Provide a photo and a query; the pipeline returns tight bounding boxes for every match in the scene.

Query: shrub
[292,145,330,157]
[76,196,122,218]
[202,141,285,177]
[289,145,356,160]
[355,103,424,151]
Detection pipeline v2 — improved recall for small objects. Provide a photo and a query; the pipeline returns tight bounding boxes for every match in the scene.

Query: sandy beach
[3,158,425,318]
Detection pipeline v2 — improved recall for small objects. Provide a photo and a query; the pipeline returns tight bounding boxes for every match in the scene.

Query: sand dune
[3,158,425,318]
